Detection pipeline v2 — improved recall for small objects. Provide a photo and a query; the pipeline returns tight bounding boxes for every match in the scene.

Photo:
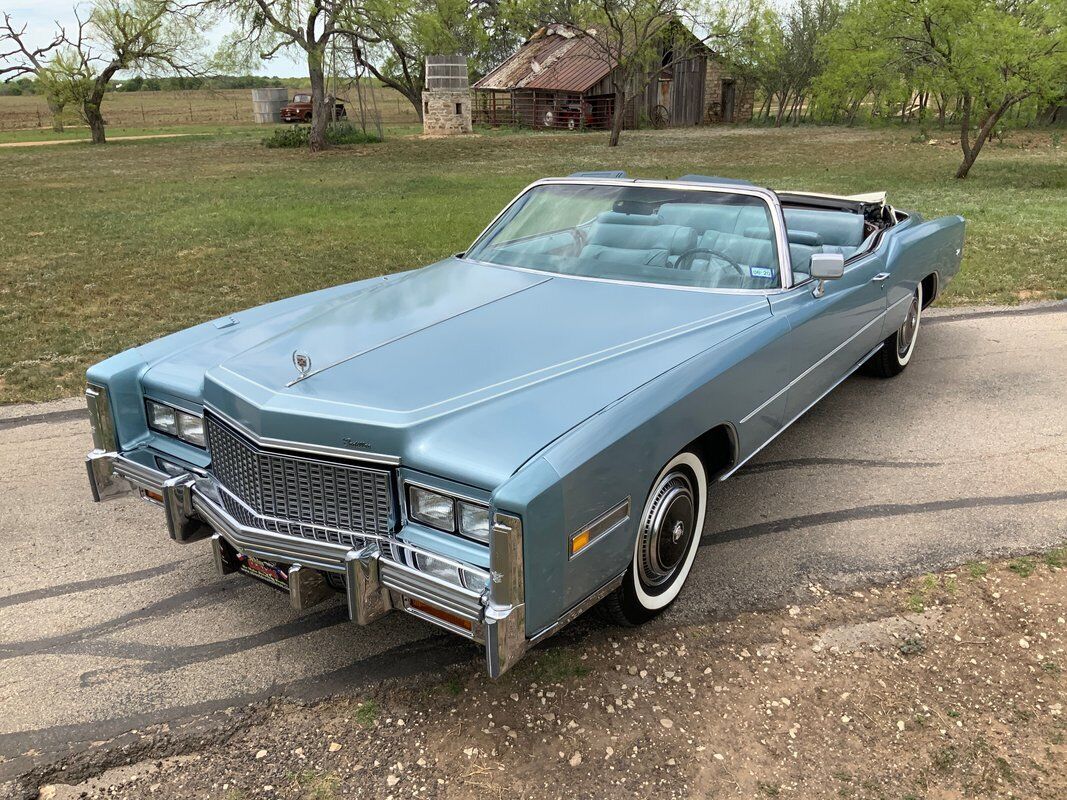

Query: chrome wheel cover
[897,292,921,359]
[637,470,696,590]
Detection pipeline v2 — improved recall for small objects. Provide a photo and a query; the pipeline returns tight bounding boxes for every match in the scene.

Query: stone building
[422,55,472,135]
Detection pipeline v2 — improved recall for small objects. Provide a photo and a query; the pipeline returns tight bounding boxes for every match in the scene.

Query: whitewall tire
[603,451,707,625]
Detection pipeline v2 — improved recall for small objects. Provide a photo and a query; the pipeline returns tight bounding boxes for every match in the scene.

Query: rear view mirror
[810,253,845,297]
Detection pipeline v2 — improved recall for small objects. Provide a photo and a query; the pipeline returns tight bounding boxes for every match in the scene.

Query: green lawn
[0,125,1063,404]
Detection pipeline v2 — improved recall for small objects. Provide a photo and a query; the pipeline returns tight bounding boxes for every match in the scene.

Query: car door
[768,248,889,422]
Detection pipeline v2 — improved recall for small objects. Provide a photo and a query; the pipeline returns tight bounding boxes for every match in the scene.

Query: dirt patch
[0,134,205,148]
[29,549,1066,800]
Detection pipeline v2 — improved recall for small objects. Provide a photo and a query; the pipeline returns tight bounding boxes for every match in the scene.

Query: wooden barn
[472,23,753,131]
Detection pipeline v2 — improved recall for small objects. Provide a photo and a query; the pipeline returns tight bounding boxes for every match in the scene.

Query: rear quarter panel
[883,214,966,331]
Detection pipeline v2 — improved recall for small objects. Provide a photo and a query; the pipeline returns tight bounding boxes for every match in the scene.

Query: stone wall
[422,90,472,135]
[702,59,754,124]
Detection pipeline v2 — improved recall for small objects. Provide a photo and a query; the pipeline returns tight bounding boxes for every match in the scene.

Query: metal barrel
[251,87,289,124]
[425,55,469,91]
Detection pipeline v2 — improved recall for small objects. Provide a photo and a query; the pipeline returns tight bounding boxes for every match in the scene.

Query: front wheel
[602,451,706,625]
[863,281,923,378]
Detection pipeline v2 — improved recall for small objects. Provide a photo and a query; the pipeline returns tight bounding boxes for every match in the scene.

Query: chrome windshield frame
[463,177,794,292]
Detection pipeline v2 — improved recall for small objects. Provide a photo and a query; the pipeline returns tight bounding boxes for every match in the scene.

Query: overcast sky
[4,0,309,76]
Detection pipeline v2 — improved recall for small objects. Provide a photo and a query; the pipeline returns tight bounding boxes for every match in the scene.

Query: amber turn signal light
[408,598,473,633]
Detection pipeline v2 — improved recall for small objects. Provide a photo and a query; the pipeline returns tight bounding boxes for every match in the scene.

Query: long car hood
[141,259,770,488]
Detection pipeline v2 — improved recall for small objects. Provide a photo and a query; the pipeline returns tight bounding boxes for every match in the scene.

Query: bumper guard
[84,448,528,677]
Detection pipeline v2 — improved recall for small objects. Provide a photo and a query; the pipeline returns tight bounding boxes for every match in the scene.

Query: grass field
[0,86,420,133]
[0,124,1063,404]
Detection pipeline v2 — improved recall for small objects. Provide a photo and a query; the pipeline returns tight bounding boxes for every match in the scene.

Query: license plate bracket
[237,554,290,592]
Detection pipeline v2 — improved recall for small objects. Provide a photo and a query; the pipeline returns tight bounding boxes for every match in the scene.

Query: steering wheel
[673,247,745,277]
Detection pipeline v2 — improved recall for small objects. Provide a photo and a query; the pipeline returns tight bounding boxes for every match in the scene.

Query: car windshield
[293,94,311,103]
[466,183,782,290]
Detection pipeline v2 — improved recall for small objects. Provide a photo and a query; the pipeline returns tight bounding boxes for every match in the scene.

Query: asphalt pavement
[1,302,1064,785]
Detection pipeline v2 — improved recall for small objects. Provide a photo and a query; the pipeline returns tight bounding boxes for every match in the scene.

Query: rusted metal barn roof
[473,25,616,94]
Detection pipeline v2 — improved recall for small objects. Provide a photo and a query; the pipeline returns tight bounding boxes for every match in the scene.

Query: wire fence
[0,87,421,131]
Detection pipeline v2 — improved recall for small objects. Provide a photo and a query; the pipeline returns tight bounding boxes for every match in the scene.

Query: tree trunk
[608,89,626,147]
[47,98,65,133]
[847,96,861,127]
[308,49,329,152]
[773,91,790,127]
[81,65,119,144]
[83,82,108,144]
[955,96,1012,179]
[757,94,772,122]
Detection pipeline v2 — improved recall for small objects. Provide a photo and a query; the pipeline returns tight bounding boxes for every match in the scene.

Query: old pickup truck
[280,92,347,123]
[84,173,964,677]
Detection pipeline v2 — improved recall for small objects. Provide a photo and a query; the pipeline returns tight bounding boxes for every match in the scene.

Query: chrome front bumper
[85,448,528,677]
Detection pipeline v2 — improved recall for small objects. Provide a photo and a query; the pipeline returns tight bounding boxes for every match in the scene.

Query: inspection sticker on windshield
[750,266,775,279]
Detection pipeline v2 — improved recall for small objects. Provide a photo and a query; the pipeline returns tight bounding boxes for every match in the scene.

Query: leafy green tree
[824,0,1066,177]
[47,0,204,144]
[210,0,363,151]
[340,0,492,120]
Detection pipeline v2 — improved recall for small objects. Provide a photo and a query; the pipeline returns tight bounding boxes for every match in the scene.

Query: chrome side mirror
[810,253,845,298]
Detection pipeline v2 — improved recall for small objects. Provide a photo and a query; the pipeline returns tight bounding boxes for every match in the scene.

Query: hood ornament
[292,350,312,378]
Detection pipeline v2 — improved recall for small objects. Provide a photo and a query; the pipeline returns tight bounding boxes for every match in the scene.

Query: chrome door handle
[871,272,891,283]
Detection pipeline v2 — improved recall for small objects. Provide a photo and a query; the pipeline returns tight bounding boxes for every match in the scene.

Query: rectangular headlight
[146,400,178,435]
[458,501,491,543]
[146,399,206,448]
[176,411,205,447]
[407,484,455,532]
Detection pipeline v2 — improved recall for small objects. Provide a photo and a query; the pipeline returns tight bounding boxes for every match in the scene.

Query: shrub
[262,122,381,149]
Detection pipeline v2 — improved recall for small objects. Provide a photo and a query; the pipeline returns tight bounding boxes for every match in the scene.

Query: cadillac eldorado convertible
[84,173,965,676]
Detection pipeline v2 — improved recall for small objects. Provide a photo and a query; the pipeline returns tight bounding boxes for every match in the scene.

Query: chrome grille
[206,415,393,549]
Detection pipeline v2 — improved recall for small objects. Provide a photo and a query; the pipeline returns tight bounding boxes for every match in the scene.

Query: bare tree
[0,13,67,132]
[209,0,361,151]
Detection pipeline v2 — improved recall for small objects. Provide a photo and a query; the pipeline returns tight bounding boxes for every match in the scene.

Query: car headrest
[657,203,741,234]
[742,226,822,246]
[587,222,696,254]
[595,211,660,226]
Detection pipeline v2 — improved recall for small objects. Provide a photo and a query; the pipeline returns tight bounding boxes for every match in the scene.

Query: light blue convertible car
[84,174,965,676]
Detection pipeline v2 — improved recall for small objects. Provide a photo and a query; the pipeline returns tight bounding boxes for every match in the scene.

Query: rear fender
[883,215,965,331]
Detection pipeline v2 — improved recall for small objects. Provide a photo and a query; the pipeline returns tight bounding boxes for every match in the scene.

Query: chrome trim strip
[464,176,793,293]
[721,340,885,481]
[113,454,169,493]
[85,384,119,452]
[568,498,630,560]
[530,573,625,645]
[382,559,484,622]
[485,512,526,678]
[204,404,401,466]
[740,308,889,425]
[213,482,490,579]
[284,276,551,388]
[403,602,477,639]
[404,479,489,508]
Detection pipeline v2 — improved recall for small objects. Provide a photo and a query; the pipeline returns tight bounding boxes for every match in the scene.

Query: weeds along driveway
[0,125,1064,403]
[0,302,1064,797]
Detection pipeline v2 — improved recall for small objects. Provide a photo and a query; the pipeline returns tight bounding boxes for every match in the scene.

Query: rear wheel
[863,281,923,378]
[602,451,706,625]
